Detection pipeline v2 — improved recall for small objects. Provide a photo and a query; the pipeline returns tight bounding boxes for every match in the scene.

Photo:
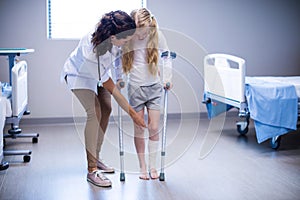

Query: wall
[0,0,299,120]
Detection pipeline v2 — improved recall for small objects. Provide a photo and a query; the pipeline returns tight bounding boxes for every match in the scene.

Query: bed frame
[203,53,299,149]
[3,60,39,162]
[203,53,250,130]
[204,54,247,112]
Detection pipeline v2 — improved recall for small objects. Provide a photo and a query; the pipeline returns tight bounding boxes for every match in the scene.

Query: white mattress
[246,76,300,98]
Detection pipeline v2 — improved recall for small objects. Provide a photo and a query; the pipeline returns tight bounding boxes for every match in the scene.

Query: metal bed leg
[4,150,31,162]
[5,110,39,144]
[237,107,250,135]
[3,110,39,163]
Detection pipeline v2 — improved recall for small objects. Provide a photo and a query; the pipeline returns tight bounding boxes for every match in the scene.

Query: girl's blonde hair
[122,8,159,75]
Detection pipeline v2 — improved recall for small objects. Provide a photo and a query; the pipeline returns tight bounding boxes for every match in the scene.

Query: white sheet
[247,76,300,98]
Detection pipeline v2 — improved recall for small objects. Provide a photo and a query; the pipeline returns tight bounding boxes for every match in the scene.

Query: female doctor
[62,10,145,187]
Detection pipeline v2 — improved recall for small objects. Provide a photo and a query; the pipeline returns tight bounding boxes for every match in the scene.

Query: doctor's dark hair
[91,10,136,56]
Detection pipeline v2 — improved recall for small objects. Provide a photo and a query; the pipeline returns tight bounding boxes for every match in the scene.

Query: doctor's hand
[130,111,146,128]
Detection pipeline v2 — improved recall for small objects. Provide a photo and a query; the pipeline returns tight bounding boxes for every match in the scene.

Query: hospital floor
[0,114,300,200]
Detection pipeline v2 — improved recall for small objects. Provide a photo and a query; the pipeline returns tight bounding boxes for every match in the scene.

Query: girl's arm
[103,78,146,127]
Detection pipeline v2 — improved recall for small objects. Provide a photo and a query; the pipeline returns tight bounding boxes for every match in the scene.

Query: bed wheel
[271,136,281,150]
[0,161,9,171]
[23,155,31,163]
[32,137,38,143]
[236,121,249,135]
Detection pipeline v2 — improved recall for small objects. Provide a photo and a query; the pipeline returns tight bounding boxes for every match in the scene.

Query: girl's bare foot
[149,168,159,179]
[139,166,149,180]
[139,170,150,180]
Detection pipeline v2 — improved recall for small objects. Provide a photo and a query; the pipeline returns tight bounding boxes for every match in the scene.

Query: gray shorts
[128,83,163,112]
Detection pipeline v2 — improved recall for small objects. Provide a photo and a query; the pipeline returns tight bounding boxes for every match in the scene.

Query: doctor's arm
[103,78,146,127]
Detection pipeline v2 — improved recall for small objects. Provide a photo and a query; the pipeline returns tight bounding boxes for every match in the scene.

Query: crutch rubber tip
[120,173,125,181]
[159,173,165,181]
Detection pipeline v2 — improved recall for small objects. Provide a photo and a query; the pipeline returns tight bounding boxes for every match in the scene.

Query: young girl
[122,8,172,180]
[62,10,145,187]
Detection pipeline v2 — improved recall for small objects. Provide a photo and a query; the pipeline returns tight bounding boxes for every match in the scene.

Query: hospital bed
[203,53,299,149]
[2,60,39,162]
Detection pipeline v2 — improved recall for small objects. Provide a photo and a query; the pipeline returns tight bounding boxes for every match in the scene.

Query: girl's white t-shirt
[128,31,172,86]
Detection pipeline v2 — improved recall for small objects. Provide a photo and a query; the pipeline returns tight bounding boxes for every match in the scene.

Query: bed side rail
[11,60,28,117]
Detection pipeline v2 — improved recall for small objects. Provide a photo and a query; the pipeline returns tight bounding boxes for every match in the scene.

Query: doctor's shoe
[97,159,115,173]
[87,170,112,187]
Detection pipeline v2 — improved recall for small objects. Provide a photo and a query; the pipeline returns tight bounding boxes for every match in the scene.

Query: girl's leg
[72,89,102,173]
[134,108,148,180]
[147,109,161,179]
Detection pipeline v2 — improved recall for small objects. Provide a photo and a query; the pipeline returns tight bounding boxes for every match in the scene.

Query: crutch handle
[161,51,176,59]
[161,51,169,58]
[119,81,125,88]
[170,52,176,59]
[164,82,171,90]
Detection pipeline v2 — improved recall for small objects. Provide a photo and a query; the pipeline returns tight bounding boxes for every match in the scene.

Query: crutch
[118,81,126,181]
[113,49,126,181]
[159,51,176,181]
